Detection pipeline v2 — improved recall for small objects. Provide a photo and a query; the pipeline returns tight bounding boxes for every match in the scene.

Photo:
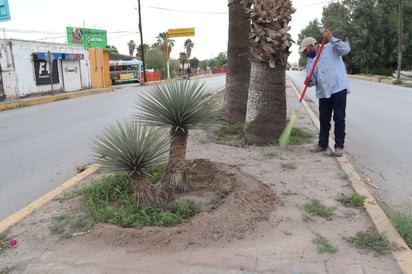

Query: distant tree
[105,45,118,53]
[127,40,136,56]
[155,32,175,55]
[144,47,178,79]
[136,43,150,59]
[189,57,200,69]
[179,52,188,70]
[184,39,194,59]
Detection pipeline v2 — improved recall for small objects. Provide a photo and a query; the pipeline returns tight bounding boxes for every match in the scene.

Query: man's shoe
[334,148,344,157]
[310,146,327,153]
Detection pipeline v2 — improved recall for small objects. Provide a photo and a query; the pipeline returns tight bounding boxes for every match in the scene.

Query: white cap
[298,37,317,53]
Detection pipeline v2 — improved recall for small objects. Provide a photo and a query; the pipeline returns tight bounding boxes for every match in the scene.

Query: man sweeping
[299,29,351,157]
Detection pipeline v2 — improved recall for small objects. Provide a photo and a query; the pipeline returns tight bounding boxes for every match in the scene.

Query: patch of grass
[303,214,314,222]
[338,173,350,180]
[17,103,32,108]
[54,96,71,101]
[281,162,297,170]
[281,190,298,196]
[288,128,313,145]
[392,79,403,85]
[403,83,412,88]
[49,213,95,239]
[215,122,244,146]
[345,227,399,255]
[313,233,338,253]
[216,187,231,199]
[0,230,13,252]
[171,199,201,220]
[303,199,333,218]
[388,210,412,249]
[337,193,366,208]
[263,149,278,159]
[69,173,201,228]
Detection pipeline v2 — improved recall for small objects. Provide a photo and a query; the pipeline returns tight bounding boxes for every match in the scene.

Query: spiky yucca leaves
[92,120,169,209]
[136,79,220,193]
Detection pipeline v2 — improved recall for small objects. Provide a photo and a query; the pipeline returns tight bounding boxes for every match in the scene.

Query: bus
[109,59,143,84]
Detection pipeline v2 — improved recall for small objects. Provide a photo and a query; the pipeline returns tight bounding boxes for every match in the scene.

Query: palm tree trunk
[244,61,286,145]
[130,175,161,209]
[222,0,251,123]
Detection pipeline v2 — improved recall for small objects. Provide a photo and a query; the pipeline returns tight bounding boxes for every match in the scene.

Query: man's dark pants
[318,89,347,149]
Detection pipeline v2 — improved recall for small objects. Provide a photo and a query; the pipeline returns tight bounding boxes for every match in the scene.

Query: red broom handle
[298,37,327,103]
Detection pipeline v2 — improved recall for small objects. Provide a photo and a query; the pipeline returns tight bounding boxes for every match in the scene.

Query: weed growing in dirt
[49,214,94,239]
[303,199,333,218]
[54,96,71,101]
[337,193,366,208]
[0,230,13,252]
[281,162,297,170]
[288,128,313,145]
[263,149,278,159]
[388,210,412,249]
[171,199,201,219]
[216,187,231,199]
[281,190,298,196]
[345,227,399,255]
[312,233,338,253]
[338,173,350,180]
[215,122,244,146]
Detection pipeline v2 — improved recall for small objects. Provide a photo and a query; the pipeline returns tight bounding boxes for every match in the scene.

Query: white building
[0,39,91,101]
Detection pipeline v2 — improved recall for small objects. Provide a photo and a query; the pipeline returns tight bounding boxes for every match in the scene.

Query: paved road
[0,76,226,220]
[287,71,412,210]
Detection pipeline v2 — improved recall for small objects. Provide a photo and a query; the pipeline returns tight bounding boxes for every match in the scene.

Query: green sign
[66,27,107,48]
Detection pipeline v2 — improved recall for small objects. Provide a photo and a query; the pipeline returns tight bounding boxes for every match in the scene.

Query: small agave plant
[92,119,170,209]
[136,79,220,194]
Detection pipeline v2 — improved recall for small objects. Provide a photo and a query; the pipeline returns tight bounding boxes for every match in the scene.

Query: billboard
[66,27,107,48]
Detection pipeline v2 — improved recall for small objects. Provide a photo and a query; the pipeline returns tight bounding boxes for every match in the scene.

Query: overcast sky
[2,0,330,63]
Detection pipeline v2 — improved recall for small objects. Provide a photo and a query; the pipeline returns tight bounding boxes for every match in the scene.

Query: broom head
[278,111,298,148]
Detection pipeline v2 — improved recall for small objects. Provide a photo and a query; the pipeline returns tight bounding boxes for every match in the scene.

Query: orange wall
[88,48,111,88]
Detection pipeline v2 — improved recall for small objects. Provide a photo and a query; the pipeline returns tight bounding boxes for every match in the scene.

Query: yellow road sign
[168,28,195,38]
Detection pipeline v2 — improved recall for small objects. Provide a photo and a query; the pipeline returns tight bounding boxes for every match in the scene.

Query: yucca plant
[136,79,220,193]
[92,120,169,209]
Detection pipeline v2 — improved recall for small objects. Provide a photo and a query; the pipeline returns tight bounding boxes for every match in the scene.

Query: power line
[142,5,227,15]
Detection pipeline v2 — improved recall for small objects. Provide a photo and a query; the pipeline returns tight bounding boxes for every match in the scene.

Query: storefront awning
[35,52,84,60]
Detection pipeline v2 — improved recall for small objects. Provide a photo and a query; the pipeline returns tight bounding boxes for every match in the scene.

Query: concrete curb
[0,164,100,233]
[287,77,412,274]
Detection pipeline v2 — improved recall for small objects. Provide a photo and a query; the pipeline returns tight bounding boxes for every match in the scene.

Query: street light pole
[397,0,403,81]
[138,0,147,84]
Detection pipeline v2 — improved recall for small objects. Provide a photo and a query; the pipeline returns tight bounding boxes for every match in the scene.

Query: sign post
[166,28,195,79]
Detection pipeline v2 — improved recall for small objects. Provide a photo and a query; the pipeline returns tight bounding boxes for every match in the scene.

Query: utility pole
[397,0,403,81]
[138,0,147,84]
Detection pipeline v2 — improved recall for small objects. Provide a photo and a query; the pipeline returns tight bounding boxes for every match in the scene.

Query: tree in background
[136,43,150,59]
[222,0,251,124]
[184,39,194,59]
[299,0,412,75]
[144,47,178,79]
[179,52,189,70]
[155,32,175,56]
[127,40,136,56]
[241,0,295,145]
